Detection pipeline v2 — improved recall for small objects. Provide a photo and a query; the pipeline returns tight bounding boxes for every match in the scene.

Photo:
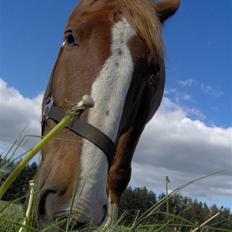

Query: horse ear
[154,0,181,23]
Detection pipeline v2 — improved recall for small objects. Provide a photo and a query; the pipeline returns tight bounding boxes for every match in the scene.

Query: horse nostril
[38,189,57,216]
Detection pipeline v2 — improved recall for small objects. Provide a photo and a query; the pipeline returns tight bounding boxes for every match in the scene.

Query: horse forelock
[115,0,164,58]
[71,0,164,58]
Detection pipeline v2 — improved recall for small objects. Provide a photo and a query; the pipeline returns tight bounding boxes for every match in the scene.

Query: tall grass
[0,135,231,232]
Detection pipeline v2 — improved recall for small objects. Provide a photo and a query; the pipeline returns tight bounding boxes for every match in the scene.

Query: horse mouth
[38,212,89,231]
[38,205,107,231]
[53,205,107,229]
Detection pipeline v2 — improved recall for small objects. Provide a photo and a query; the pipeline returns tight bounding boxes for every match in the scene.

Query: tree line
[120,187,232,230]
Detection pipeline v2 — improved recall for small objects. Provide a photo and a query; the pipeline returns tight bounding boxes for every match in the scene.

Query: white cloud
[165,88,177,95]
[0,79,232,208]
[178,78,196,87]
[165,87,195,108]
[131,97,232,207]
[200,83,224,97]
[176,79,224,102]
[181,94,192,101]
[0,78,42,144]
[184,107,206,121]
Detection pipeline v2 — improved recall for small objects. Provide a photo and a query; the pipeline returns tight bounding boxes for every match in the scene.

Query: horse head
[37,0,180,229]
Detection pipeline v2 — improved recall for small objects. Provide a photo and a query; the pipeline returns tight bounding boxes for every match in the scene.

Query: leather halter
[41,47,116,167]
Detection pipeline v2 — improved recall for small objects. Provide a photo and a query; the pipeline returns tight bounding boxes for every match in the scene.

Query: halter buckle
[42,97,54,121]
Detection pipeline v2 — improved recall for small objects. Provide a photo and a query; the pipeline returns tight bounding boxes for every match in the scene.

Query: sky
[0,0,232,211]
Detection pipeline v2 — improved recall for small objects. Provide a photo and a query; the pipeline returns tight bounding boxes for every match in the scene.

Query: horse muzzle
[37,188,108,230]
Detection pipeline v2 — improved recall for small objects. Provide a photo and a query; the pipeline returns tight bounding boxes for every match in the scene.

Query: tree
[0,158,37,203]
[119,186,232,229]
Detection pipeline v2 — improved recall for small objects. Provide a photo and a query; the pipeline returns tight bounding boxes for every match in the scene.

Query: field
[0,136,231,231]
[0,196,231,232]
[0,200,24,232]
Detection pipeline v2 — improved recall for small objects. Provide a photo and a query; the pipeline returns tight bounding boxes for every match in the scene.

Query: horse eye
[65,33,75,45]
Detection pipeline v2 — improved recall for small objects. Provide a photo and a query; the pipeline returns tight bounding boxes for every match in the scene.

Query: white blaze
[75,18,136,223]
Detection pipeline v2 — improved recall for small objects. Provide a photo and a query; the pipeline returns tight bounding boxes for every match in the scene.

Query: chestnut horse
[38,0,180,229]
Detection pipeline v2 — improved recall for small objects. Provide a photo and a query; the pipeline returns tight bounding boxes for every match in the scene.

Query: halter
[41,47,116,168]
[41,41,159,169]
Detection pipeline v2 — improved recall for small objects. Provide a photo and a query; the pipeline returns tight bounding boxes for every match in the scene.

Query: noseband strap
[42,102,116,167]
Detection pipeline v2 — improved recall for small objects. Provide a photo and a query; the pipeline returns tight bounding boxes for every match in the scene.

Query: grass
[0,199,231,232]
[0,134,231,232]
[0,200,24,232]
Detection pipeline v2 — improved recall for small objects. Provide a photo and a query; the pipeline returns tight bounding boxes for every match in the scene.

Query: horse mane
[115,0,164,58]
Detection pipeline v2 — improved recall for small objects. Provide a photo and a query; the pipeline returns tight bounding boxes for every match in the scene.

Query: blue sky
[0,0,231,127]
[164,0,232,127]
[0,1,232,210]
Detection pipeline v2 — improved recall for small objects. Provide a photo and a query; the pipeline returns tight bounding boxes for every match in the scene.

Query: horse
[37,0,180,230]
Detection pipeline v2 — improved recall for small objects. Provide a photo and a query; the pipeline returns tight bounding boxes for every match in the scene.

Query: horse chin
[38,213,89,232]
[38,204,118,231]
[38,208,108,231]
